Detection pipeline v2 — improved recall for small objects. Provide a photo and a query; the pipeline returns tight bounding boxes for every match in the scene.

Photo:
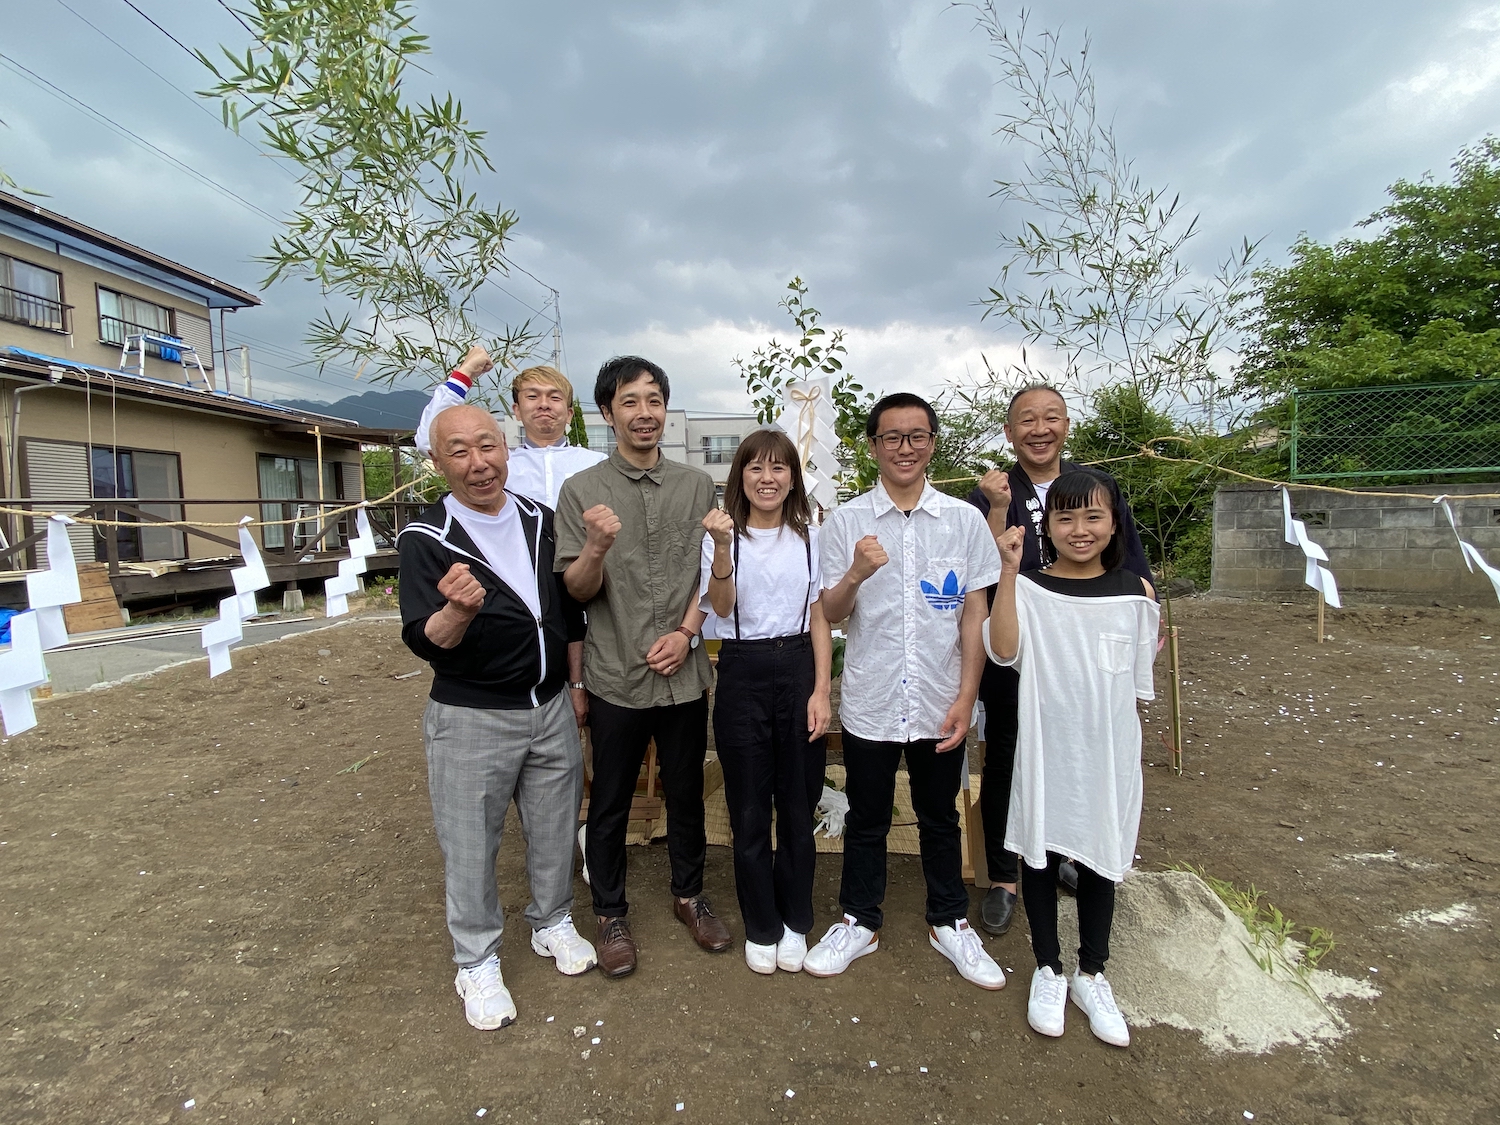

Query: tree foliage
[972,3,1255,417]
[1235,136,1500,398]
[197,0,540,389]
[568,401,589,448]
[731,277,877,489]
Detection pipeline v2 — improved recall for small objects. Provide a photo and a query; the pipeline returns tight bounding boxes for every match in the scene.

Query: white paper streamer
[1434,496,1500,602]
[323,506,377,618]
[26,516,83,650]
[772,376,841,510]
[1280,488,1341,609]
[0,611,52,735]
[200,516,272,678]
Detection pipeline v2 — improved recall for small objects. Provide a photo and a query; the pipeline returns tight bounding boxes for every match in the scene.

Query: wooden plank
[62,564,125,634]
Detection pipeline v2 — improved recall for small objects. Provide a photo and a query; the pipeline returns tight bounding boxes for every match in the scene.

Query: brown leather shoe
[595,916,637,978]
[674,895,733,952]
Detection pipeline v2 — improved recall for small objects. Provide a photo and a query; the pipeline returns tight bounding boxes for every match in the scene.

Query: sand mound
[1055,870,1378,1054]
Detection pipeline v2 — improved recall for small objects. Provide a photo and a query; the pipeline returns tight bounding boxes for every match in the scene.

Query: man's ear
[599,403,614,426]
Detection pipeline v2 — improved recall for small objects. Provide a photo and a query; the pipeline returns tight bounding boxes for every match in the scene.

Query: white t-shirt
[443,494,541,619]
[1033,478,1053,510]
[698,524,820,641]
[983,573,1159,881]
[506,440,607,509]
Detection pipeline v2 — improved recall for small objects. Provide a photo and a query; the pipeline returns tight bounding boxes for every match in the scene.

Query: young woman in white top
[985,468,1159,1047]
[699,427,833,975]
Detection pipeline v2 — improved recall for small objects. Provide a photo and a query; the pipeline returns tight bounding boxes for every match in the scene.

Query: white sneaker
[745,939,778,975]
[929,919,1006,990]
[1069,970,1130,1047]
[776,925,807,973]
[1027,966,1067,1037]
[801,914,878,978]
[531,915,597,975]
[578,824,589,886]
[454,954,516,1030]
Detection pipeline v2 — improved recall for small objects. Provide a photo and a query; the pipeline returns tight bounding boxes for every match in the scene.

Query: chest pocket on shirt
[920,556,969,613]
[1096,632,1134,675]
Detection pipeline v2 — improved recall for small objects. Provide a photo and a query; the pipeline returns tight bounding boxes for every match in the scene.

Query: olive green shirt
[554,448,716,708]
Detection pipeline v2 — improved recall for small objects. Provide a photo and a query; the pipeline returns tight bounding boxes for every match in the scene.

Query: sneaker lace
[822,921,855,952]
[954,926,988,967]
[1088,975,1121,1016]
[1036,971,1067,1004]
[465,956,503,997]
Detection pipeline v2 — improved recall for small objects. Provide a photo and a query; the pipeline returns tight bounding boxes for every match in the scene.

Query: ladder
[120,332,214,392]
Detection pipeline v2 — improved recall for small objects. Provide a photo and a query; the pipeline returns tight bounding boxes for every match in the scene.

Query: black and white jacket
[398,492,584,710]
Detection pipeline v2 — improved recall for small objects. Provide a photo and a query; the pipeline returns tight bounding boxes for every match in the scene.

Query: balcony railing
[0,285,71,334]
[99,314,177,358]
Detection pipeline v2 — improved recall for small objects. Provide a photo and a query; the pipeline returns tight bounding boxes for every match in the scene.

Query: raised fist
[997,524,1025,574]
[849,534,888,582]
[979,468,1012,513]
[583,504,622,552]
[438,562,486,614]
[457,345,494,379]
[702,508,735,550]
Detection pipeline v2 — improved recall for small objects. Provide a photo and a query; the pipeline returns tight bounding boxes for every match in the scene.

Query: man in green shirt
[555,356,731,977]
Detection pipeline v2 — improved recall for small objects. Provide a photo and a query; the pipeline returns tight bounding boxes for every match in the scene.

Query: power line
[0,49,282,223]
[117,0,198,59]
[52,0,273,167]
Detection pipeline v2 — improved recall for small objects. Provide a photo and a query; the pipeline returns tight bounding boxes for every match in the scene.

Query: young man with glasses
[804,393,1006,990]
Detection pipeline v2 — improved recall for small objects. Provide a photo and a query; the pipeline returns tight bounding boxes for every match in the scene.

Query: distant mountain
[273,388,431,429]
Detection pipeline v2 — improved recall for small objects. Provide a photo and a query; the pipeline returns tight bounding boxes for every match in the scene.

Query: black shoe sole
[979,916,1012,936]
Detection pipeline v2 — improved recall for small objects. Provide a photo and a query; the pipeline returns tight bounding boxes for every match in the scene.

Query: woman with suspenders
[699,427,834,975]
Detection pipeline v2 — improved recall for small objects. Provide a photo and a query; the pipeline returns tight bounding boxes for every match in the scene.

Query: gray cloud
[4,0,1498,407]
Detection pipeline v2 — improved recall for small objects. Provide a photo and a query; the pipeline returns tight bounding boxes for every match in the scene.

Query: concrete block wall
[1211,483,1500,603]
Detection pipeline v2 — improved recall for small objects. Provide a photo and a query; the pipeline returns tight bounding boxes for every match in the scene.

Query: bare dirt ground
[2,599,1497,1125]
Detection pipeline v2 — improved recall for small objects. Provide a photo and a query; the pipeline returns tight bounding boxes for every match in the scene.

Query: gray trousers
[423,691,583,967]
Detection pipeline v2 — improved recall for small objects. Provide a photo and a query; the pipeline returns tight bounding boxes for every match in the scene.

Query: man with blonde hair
[414,349,605,508]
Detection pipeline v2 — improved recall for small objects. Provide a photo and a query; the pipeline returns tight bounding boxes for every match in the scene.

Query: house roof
[0,190,261,311]
[0,345,371,432]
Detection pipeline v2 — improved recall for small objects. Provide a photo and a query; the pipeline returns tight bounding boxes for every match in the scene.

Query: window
[258,454,347,551]
[585,424,616,452]
[714,483,726,508]
[0,254,67,333]
[702,434,740,464]
[98,287,175,356]
[90,446,186,562]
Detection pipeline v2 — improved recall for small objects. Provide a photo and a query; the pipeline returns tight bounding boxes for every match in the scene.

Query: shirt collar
[520,432,570,450]
[608,445,666,483]
[870,477,942,517]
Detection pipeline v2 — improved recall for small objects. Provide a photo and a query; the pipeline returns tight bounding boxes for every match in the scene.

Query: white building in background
[501,410,761,503]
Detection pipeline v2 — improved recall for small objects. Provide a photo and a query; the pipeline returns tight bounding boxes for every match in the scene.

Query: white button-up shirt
[506,437,606,509]
[821,479,1000,742]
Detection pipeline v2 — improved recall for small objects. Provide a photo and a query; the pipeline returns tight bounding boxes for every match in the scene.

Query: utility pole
[550,287,563,368]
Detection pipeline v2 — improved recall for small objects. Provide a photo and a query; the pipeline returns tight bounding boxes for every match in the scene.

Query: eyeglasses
[873,430,934,451]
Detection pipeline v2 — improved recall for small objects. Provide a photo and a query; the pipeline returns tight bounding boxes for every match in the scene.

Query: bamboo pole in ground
[1316,589,1326,644]
[1167,625,1183,775]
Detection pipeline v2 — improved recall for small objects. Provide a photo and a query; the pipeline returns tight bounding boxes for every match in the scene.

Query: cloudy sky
[4,0,1499,412]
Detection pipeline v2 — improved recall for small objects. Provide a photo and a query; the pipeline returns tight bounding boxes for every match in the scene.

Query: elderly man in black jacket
[965,384,1153,935]
[398,404,595,1032]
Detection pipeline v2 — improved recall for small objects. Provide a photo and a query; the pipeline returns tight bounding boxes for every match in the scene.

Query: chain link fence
[1289,379,1500,480]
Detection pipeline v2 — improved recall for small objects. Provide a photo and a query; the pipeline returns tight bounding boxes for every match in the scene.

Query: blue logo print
[920,570,966,611]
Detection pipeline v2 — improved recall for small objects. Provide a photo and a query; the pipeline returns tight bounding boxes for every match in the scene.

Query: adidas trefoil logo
[920,570,966,611]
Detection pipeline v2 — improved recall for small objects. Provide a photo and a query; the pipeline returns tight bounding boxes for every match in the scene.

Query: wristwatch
[568,681,585,690]
[675,625,701,650]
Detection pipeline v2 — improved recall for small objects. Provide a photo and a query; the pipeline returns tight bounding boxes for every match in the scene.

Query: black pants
[1021,852,1116,976]
[585,692,709,918]
[977,664,1020,885]
[713,634,826,946]
[839,732,969,932]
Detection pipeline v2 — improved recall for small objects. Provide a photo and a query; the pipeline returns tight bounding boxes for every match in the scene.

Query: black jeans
[977,663,1020,885]
[585,692,709,918]
[1021,852,1117,976]
[838,732,970,932]
[713,634,826,946]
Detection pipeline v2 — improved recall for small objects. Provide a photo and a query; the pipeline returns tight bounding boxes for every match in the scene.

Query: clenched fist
[849,534,888,582]
[583,504,622,552]
[457,345,494,379]
[997,524,1025,574]
[979,468,1012,513]
[438,562,486,615]
[702,508,735,549]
